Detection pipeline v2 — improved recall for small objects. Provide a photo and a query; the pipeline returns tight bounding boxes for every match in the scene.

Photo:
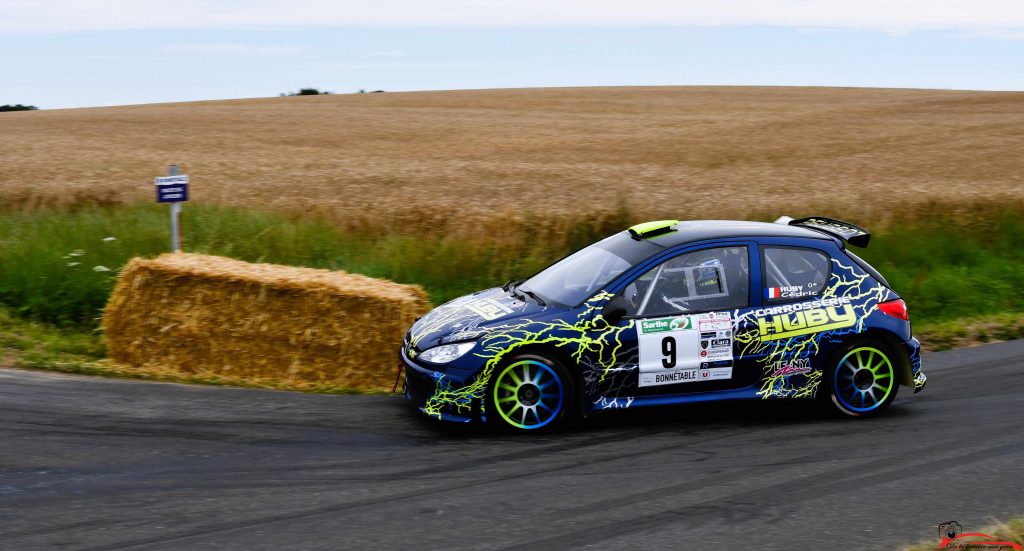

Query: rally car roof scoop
[774,216,871,248]
[628,220,679,240]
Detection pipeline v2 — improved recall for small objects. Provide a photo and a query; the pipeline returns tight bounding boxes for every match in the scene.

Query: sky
[3,1,1024,109]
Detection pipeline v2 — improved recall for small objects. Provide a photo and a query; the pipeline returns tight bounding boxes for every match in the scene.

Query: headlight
[418,341,476,364]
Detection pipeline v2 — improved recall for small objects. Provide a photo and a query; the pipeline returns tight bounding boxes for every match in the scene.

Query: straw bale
[103,253,430,391]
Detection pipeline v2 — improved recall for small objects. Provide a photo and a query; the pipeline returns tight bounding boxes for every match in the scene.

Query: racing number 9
[661,336,676,368]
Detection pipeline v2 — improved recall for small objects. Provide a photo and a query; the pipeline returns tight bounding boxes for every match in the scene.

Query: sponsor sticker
[699,320,731,332]
[640,369,699,386]
[639,316,691,334]
[770,358,812,377]
[755,298,857,341]
[640,365,733,386]
[752,296,851,318]
[802,218,865,239]
[704,366,733,380]
[670,317,691,331]
[466,299,514,321]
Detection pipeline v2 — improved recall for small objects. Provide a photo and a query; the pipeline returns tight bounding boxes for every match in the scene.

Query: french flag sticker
[765,287,781,299]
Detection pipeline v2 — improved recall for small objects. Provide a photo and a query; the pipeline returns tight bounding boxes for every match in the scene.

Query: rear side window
[762,247,829,302]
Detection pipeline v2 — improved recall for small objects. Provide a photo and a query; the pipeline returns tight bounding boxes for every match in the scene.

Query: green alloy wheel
[490,357,570,430]
[830,345,898,416]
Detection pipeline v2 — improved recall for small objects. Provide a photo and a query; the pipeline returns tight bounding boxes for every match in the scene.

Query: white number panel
[637,312,734,387]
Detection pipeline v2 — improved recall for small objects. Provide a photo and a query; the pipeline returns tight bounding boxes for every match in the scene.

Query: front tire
[826,340,899,417]
[488,355,575,432]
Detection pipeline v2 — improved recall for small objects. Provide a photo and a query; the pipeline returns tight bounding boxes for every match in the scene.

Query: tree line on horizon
[280,88,385,96]
[1,104,38,112]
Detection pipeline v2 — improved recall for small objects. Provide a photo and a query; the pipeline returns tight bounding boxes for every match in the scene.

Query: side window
[620,246,749,317]
[762,247,829,302]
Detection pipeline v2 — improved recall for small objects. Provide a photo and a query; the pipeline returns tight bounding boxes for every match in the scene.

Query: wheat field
[3,86,1023,232]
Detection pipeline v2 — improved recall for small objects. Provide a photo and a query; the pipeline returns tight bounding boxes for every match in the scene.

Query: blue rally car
[400,217,926,431]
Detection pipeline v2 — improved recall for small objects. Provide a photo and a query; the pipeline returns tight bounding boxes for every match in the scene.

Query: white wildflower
[102,236,117,242]
[92,265,111,272]
[67,262,81,267]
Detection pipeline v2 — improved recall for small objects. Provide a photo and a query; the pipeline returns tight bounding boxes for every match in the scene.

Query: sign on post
[155,165,188,252]
[155,175,189,203]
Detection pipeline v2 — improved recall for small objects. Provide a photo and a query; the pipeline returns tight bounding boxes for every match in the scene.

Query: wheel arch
[836,329,914,387]
[497,343,587,415]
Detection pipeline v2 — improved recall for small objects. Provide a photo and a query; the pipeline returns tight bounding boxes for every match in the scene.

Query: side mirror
[599,295,629,326]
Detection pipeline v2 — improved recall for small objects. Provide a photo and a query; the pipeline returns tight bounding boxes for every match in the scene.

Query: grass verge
[0,306,104,363]
[0,306,386,394]
[914,313,1024,351]
[903,517,1024,550]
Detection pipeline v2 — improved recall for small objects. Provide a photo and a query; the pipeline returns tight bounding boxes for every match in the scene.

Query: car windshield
[518,232,661,307]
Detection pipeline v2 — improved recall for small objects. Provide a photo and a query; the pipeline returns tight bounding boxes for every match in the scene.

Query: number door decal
[637,312,734,387]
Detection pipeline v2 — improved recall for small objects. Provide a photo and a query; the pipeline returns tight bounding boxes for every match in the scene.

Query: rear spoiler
[774,216,871,248]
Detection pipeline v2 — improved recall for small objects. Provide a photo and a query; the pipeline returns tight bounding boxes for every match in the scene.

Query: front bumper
[913,370,927,393]
[400,347,483,424]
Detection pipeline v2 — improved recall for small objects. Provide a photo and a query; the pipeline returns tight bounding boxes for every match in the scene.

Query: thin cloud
[3,0,1024,38]
[965,28,1024,41]
[162,43,305,56]
[364,51,407,58]
[311,61,480,70]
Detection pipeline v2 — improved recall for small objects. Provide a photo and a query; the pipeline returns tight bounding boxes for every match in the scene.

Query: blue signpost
[155,165,189,252]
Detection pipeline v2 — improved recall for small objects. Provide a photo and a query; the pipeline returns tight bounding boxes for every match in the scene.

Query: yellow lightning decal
[424,293,634,419]
[738,258,887,399]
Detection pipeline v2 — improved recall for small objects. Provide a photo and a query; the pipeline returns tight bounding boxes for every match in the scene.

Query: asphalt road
[1,341,1021,550]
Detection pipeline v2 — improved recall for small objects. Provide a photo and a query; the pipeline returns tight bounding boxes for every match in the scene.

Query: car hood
[407,287,546,352]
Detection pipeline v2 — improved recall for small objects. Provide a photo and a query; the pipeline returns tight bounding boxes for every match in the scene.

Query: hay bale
[103,253,430,391]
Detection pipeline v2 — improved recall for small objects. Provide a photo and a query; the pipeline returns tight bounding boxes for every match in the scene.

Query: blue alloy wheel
[492,359,565,430]
[832,346,896,415]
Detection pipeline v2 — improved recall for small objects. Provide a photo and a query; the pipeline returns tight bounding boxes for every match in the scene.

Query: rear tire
[487,354,576,432]
[825,339,899,418]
